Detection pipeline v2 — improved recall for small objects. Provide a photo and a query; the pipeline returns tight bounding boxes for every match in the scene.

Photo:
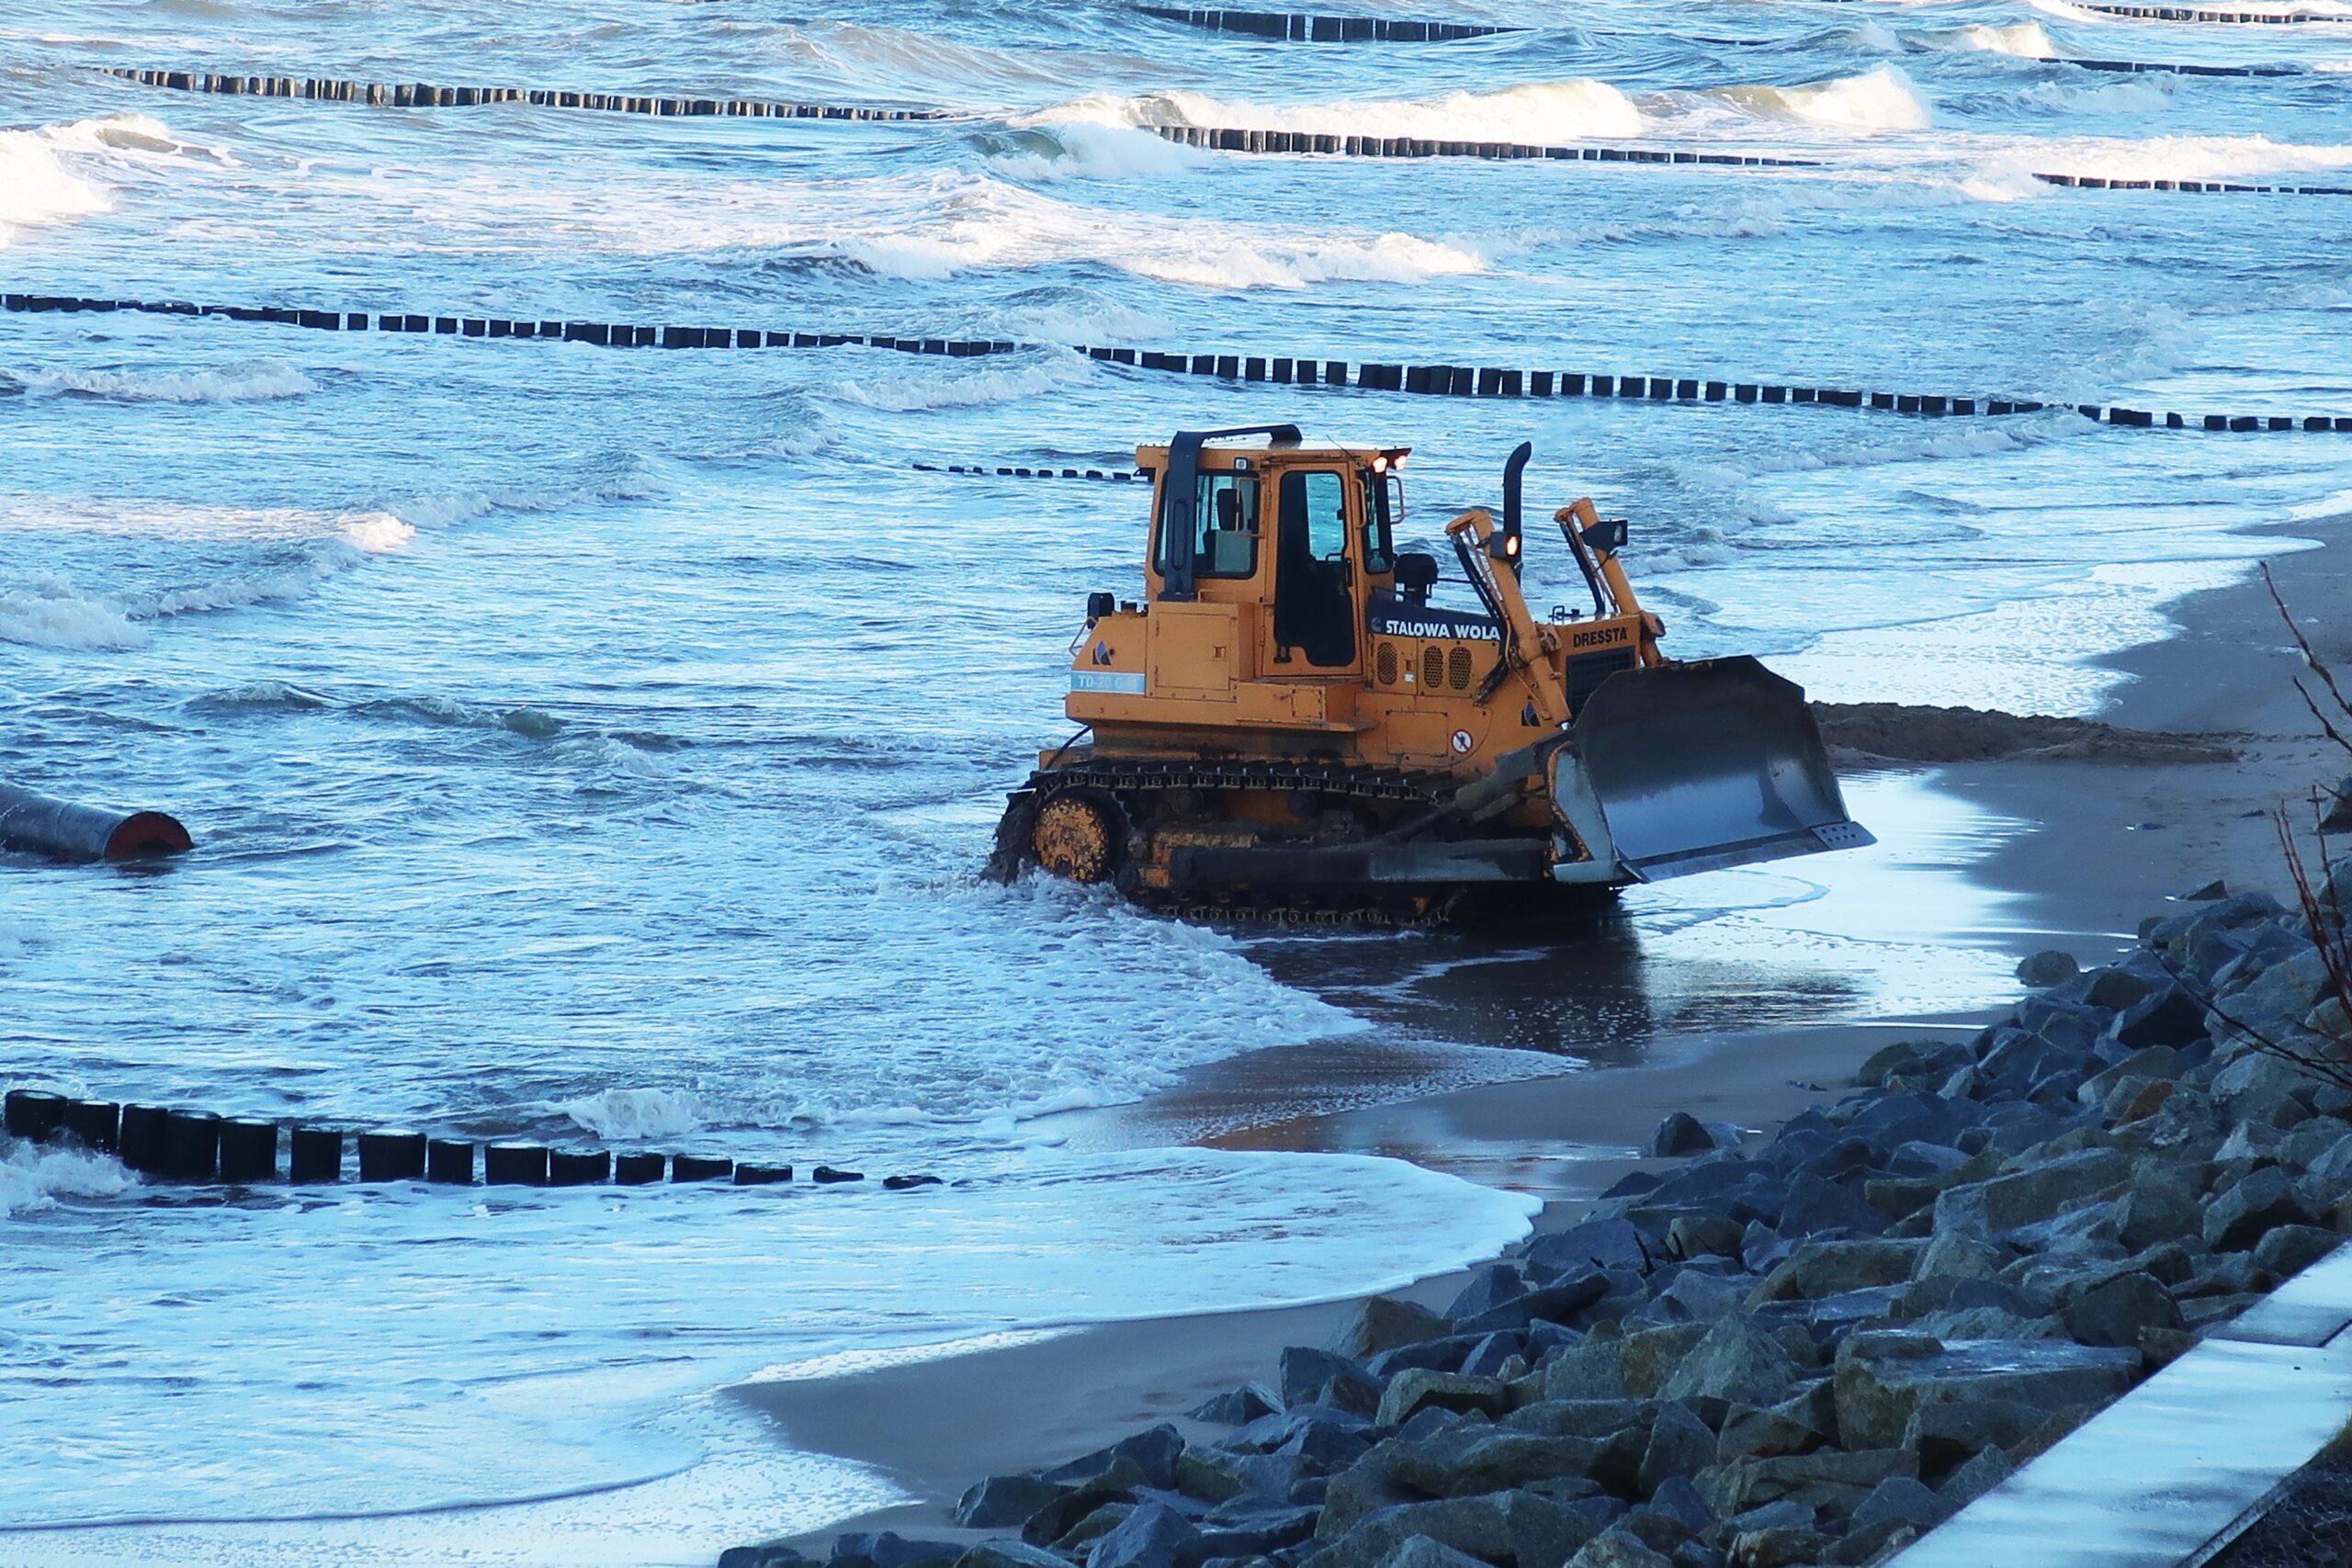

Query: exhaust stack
[1492,441,1531,572]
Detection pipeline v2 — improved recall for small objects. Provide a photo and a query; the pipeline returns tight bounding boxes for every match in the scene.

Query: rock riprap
[724,868,2352,1568]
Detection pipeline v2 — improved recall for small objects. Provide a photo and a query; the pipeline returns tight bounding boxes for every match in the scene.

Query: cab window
[1357,468,1395,575]
[1299,470,1348,560]
[1156,470,1261,579]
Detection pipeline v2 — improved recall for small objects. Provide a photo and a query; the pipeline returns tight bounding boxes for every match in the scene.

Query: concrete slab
[1892,1246,2352,1568]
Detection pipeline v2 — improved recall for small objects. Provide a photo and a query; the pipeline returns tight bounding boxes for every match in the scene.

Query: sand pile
[1811,704,2237,767]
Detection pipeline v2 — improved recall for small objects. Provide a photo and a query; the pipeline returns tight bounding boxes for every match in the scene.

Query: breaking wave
[816,174,1491,290]
[357,694,569,737]
[0,1141,134,1217]
[185,680,334,711]
[1030,78,1647,143]
[2024,131,2352,185]
[381,461,665,529]
[0,112,219,248]
[17,359,319,404]
[556,1088,708,1141]
[979,122,1206,182]
[0,495,413,549]
[741,17,1107,98]
[0,508,412,649]
[1926,21,2063,58]
[1708,66,1935,132]
[0,578,143,650]
[827,351,1096,412]
[968,288,1168,346]
[0,127,110,243]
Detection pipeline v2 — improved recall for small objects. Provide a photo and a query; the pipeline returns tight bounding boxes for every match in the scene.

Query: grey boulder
[2017,950,2079,987]
[1303,1491,1596,1568]
[2253,1224,2340,1280]
[957,1473,1067,1529]
[1649,1112,1717,1158]
[1526,1220,1651,1280]
[1376,1371,1511,1428]
[1046,1426,1185,1491]
[1637,1401,1716,1494]
[834,1535,966,1568]
[2059,1270,2183,1348]
[1331,1297,1452,1361]
[1834,1336,2135,1452]
[953,1544,1071,1568]
[2204,1166,2317,1253]
[1282,1348,1381,1414]
[1655,1317,1799,1412]
[1086,1504,1196,1568]
[1563,1532,1674,1568]
[1747,1240,1921,1304]
[1383,1537,1497,1568]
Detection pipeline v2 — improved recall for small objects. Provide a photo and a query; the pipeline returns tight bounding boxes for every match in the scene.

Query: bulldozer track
[1016,757,1449,803]
[991,758,1470,927]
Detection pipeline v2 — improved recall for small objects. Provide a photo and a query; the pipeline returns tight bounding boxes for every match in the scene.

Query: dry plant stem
[2174,560,2352,1092]
[2264,562,2352,767]
[2191,987,2352,1097]
[2278,799,2348,979]
[2188,799,2350,1100]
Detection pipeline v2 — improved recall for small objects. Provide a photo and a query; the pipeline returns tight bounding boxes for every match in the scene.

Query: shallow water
[3,0,2348,1559]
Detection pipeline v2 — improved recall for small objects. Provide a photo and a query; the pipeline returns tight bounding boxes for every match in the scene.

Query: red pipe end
[104,811,194,859]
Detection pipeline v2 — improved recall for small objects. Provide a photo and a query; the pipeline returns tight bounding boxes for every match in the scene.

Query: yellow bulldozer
[987,424,1871,922]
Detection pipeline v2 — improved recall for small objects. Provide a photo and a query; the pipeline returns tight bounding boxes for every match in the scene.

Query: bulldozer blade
[1558,657,1872,883]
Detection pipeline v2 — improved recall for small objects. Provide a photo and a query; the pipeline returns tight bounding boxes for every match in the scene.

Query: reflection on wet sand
[1052,770,2027,1182]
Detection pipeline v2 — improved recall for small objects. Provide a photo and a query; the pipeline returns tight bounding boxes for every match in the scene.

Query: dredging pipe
[0,784,192,862]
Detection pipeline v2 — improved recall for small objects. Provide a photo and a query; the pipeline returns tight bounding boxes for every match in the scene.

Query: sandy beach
[732,517,2350,1555]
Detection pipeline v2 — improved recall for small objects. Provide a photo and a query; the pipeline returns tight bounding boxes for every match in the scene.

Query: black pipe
[0,784,191,863]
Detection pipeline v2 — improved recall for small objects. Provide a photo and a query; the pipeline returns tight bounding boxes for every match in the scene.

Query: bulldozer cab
[1146,424,1421,682]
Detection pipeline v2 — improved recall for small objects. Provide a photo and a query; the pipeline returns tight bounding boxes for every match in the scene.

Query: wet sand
[729,521,2349,1554]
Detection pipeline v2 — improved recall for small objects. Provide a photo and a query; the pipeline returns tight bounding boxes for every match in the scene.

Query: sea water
[2,0,2347,1560]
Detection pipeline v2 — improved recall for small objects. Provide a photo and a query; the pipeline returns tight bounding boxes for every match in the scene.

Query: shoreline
[728,519,2348,1559]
